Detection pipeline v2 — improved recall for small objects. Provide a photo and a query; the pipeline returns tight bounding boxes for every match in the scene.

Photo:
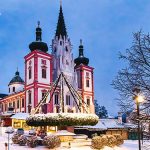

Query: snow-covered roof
[101,119,125,129]
[76,119,127,130]
[76,120,107,130]
[124,123,138,129]
[11,113,29,120]
[54,130,76,136]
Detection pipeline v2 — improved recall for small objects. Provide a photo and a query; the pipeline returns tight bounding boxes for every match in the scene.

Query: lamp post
[133,87,144,150]
[5,127,14,150]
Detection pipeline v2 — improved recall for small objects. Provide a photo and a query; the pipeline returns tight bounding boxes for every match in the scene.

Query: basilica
[0,3,95,118]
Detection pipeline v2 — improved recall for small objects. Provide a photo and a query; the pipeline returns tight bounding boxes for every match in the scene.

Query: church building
[0,3,95,117]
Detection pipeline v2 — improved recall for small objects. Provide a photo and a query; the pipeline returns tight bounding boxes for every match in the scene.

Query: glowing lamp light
[136,95,144,103]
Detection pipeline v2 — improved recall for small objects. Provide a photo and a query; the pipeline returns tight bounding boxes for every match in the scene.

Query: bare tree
[112,31,150,140]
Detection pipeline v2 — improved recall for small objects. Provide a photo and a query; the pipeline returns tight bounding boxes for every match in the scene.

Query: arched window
[17,100,19,109]
[87,98,90,106]
[22,99,24,108]
[86,79,90,87]
[29,67,32,79]
[28,91,32,104]
[42,68,46,79]
[54,93,59,105]
[13,87,15,92]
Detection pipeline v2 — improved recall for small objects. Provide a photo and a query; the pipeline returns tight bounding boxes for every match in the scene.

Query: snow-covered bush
[18,135,27,146]
[12,133,21,144]
[113,134,124,145]
[26,113,99,126]
[43,135,61,149]
[91,136,106,149]
[27,136,38,148]
[105,135,117,147]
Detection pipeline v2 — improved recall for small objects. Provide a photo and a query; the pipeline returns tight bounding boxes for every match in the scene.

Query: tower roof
[9,70,24,85]
[29,21,48,52]
[74,40,89,67]
[55,3,67,39]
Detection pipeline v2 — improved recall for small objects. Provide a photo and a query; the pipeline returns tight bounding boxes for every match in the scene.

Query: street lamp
[133,86,144,150]
[5,127,14,150]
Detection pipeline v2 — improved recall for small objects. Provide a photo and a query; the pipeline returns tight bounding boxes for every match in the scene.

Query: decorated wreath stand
[26,72,99,141]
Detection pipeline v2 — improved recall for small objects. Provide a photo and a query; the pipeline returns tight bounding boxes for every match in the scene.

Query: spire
[36,21,42,41]
[29,21,48,53]
[74,40,89,67]
[15,67,19,76]
[55,1,67,39]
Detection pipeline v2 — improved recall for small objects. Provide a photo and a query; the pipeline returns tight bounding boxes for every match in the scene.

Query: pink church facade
[0,4,95,115]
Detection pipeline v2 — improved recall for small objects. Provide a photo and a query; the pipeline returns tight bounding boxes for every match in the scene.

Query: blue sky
[1,0,150,115]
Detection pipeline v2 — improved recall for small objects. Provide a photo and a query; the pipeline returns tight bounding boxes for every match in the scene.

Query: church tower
[74,40,95,113]
[24,22,53,113]
[52,3,77,113]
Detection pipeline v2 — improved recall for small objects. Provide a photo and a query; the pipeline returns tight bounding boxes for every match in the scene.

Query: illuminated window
[66,95,70,105]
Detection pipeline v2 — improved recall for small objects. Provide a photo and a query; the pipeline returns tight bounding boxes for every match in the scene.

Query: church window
[77,71,81,89]
[42,68,47,78]
[13,87,15,92]
[66,60,69,65]
[28,91,32,104]
[87,99,90,105]
[13,101,15,108]
[86,79,90,87]
[9,88,10,93]
[22,99,24,108]
[5,103,7,111]
[42,92,47,103]
[66,46,68,52]
[54,93,59,105]
[9,103,12,107]
[60,41,62,45]
[29,67,32,79]
[41,59,46,65]
[86,72,89,77]
[66,95,70,105]
[17,100,19,109]
[54,47,57,53]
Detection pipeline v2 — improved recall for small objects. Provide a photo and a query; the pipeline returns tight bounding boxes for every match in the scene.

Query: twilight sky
[1,0,150,116]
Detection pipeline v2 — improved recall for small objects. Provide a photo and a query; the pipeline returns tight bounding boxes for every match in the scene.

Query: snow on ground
[0,127,149,150]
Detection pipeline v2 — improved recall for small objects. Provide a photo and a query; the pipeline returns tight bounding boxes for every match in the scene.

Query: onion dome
[55,2,67,39]
[29,21,48,52]
[74,40,89,67]
[9,70,24,85]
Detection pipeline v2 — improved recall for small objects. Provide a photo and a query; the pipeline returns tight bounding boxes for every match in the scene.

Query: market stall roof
[11,113,29,120]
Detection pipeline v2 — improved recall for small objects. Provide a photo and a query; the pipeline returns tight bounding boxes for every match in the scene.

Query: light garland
[26,113,99,126]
